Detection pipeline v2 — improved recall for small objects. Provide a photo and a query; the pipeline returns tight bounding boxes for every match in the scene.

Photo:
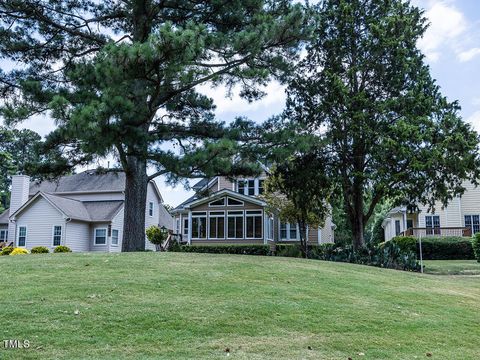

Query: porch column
[188,211,192,245]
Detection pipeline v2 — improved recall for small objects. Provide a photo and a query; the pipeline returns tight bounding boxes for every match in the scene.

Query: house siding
[110,207,124,252]
[14,197,66,251]
[145,182,161,251]
[218,176,235,191]
[65,220,90,252]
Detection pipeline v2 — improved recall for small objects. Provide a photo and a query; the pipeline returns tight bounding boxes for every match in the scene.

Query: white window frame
[245,210,263,239]
[208,198,226,207]
[208,211,225,239]
[227,197,244,206]
[52,225,62,247]
[266,215,274,240]
[17,226,27,247]
[464,215,480,234]
[148,202,154,217]
[0,229,8,242]
[236,178,266,196]
[279,222,299,241]
[191,211,207,239]
[94,228,108,246]
[227,210,244,239]
[111,229,119,246]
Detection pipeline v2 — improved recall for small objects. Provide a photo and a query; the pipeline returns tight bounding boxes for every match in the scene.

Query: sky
[1,0,480,207]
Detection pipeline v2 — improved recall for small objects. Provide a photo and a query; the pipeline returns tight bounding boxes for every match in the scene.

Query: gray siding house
[0,171,172,252]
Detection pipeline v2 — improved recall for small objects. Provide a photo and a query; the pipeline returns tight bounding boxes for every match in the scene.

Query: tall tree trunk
[122,155,148,252]
[299,221,308,258]
[351,184,365,250]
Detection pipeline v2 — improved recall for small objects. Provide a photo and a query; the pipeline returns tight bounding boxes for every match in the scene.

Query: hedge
[391,236,475,260]
[472,233,480,262]
[175,244,270,256]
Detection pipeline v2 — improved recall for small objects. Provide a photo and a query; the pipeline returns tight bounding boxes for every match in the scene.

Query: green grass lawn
[423,260,480,275]
[1,253,479,359]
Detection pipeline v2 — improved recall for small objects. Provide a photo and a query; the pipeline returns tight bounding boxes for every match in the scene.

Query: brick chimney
[7,175,30,243]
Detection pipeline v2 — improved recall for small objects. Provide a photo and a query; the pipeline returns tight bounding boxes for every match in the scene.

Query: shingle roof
[191,178,208,190]
[0,209,9,225]
[42,193,91,221]
[82,201,124,222]
[18,193,124,222]
[29,170,126,195]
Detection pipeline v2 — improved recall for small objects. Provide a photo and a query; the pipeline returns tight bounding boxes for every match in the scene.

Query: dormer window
[236,178,265,196]
[149,202,154,217]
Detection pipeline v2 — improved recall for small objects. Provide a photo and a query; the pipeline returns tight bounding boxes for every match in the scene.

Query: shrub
[275,244,302,258]
[1,246,13,256]
[175,244,270,256]
[391,236,417,253]
[31,246,50,254]
[472,233,480,262]
[418,237,474,260]
[54,245,72,253]
[146,225,168,247]
[10,248,28,255]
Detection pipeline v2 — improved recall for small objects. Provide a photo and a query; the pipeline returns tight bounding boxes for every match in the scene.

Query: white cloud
[467,111,480,132]
[457,47,480,62]
[417,2,467,62]
[196,81,286,118]
[473,97,480,107]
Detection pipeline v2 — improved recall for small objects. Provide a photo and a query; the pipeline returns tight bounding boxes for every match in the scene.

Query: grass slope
[423,260,480,275]
[1,253,479,359]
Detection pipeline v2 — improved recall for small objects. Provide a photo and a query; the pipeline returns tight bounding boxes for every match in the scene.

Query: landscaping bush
[10,248,28,255]
[176,244,270,256]
[275,244,302,258]
[391,236,417,253]
[31,246,50,254]
[418,237,474,260]
[54,245,72,253]
[472,233,480,262]
[1,246,13,256]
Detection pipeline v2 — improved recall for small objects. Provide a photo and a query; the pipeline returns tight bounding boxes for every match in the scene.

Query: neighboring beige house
[0,171,172,252]
[382,181,480,241]
[171,173,335,245]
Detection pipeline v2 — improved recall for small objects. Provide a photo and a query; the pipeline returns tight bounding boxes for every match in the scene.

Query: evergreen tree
[285,0,480,248]
[0,1,308,251]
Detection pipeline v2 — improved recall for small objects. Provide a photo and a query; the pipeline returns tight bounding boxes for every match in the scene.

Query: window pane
[235,217,243,238]
[217,217,224,238]
[112,230,119,245]
[280,223,287,239]
[254,216,262,238]
[95,229,106,245]
[227,198,243,206]
[290,224,297,239]
[209,217,217,238]
[53,226,62,246]
[209,198,225,206]
[199,218,207,238]
[246,217,254,238]
[228,217,235,238]
[258,180,264,195]
[248,180,255,195]
[238,180,245,194]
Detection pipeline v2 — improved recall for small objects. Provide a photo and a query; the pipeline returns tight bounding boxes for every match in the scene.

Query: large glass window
[280,223,298,240]
[192,212,207,238]
[246,210,262,238]
[53,226,62,246]
[111,229,119,246]
[18,226,27,247]
[209,211,225,239]
[0,229,7,242]
[465,215,480,234]
[95,228,107,245]
[227,211,244,238]
[425,215,440,235]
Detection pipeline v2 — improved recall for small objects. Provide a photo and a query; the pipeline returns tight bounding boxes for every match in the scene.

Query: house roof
[29,170,126,195]
[29,170,164,202]
[185,189,266,209]
[11,192,124,222]
[0,209,9,225]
